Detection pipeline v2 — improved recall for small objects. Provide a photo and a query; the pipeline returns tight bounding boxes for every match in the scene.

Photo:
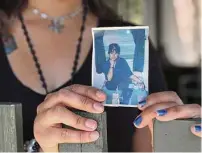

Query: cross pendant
[49,19,65,34]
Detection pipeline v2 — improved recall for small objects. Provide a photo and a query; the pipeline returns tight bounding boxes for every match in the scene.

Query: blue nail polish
[195,125,201,132]
[138,101,146,107]
[133,116,142,126]
[156,109,168,116]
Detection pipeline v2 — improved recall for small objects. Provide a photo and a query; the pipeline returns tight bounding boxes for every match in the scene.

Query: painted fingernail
[90,131,99,140]
[156,109,168,116]
[96,90,105,99]
[133,116,142,127]
[93,103,104,112]
[195,125,201,132]
[85,119,97,130]
[138,101,146,108]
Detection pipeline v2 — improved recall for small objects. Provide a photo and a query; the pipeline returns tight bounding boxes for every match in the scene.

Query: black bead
[75,54,79,59]
[78,37,82,43]
[81,26,85,32]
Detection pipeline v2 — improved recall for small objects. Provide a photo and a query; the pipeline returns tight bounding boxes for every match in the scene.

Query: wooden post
[59,111,108,152]
[0,103,24,152]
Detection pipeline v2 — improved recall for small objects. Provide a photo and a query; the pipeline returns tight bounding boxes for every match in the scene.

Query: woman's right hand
[110,59,115,67]
[33,84,106,152]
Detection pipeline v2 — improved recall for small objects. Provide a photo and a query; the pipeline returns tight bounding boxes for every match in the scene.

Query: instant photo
[92,27,149,107]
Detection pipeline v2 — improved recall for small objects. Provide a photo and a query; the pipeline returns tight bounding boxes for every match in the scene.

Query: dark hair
[0,0,120,33]
[108,43,120,54]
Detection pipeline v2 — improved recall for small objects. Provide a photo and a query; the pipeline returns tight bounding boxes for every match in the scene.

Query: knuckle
[53,105,65,115]
[168,91,178,97]
[43,106,64,122]
[191,104,201,118]
[147,92,162,101]
[191,104,201,109]
[56,89,68,98]
[170,106,181,114]
[60,129,71,140]
[68,84,80,92]
[167,91,183,104]
[146,94,155,102]
[75,115,83,126]
[80,96,89,108]
[84,86,91,97]
[45,93,52,100]
[47,106,65,120]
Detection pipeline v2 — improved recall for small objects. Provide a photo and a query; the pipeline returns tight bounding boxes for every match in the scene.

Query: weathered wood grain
[0,103,24,152]
[59,111,108,152]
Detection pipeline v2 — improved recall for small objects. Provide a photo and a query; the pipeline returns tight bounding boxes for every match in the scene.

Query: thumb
[191,124,201,138]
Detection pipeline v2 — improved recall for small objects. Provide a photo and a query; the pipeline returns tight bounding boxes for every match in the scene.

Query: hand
[130,75,143,84]
[34,84,106,152]
[133,91,201,138]
[110,60,115,67]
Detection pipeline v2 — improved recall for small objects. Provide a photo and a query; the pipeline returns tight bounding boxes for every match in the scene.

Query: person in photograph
[101,43,140,105]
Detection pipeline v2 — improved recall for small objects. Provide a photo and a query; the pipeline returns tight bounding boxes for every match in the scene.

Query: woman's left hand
[133,91,201,137]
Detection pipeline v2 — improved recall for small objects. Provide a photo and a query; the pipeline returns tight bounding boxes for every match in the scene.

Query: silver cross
[49,19,65,34]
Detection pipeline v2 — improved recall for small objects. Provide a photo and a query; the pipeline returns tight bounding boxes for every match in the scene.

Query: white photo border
[92,26,150,107]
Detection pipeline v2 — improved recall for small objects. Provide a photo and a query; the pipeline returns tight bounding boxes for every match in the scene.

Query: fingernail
[96,90,105,99]
[195,125,201,132]
[85,119,97,130]
[156,109,168,116]
[133,116,142,127]
[90,131,99,140]
[93,103,104,112]
[138,101,146,108]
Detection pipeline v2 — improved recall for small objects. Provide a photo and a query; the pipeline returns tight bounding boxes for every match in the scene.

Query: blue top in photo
[102,57,133,90]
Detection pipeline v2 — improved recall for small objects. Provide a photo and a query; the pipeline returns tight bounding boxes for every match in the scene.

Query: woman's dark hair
[108,43,120,54]
[0,0,120,33]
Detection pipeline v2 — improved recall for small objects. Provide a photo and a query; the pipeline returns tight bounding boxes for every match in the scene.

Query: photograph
[92,27,149,107]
